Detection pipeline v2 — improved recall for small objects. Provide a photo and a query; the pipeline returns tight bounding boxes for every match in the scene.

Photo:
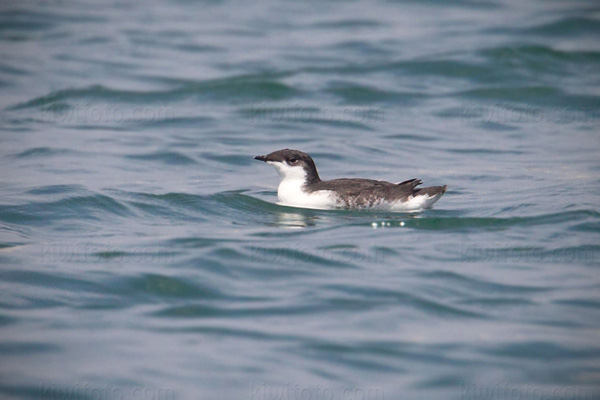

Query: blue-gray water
[1,0,600,399]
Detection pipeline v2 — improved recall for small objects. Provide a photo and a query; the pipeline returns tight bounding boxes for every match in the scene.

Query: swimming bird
[254,149,447,211]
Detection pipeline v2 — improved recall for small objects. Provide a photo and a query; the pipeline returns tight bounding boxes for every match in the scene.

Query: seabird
[254,149,447,211]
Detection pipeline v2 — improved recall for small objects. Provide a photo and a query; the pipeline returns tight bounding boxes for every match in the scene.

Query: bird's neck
[304,168,321,185]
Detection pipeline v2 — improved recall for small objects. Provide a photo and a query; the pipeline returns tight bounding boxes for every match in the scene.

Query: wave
[3,186,598,233]
[9,76,301,110]
[523,17,600,37]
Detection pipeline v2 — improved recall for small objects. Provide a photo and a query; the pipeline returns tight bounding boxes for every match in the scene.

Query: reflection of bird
[254,149,447,211]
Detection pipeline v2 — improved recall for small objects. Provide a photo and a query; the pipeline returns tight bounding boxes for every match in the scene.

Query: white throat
[268,161,308,182]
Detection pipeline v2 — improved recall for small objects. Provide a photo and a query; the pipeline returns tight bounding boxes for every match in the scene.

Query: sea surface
[1,0,600,399]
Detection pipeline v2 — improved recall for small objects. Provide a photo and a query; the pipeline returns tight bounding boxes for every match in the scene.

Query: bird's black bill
[254,155,268,162]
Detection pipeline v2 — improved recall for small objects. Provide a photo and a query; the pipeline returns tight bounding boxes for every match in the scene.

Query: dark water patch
[0,384,58,400]
[389,59,502,82]
[403,211,600,232]
[553,299,600,309]
[397,0,499,8]
[0,193,132,225]
[157,325,300,342]
[77,35,111,45]
[173,43,224,53]
[246,245,358,269]
[126,29,222,53]
[14,147,73,158]
[1,33,31,41]
[131,115,214,129]
[49,194,132,219]
[0,63,32,76]
[483,342,600,360]
[0,314,17,327]
[93,250,129,259]
[477,120,518,131]
[255,116,374,131]
[207,246,329,278]
[121,191,213,221]
[0,341,60,355]
[292,59,500,83]
[10,78,300,110]
[0,8,106,25]
[123,190,301,226]
[125,200,188,220]
[0,241,27,250]
[435,107,519,132]
[0,10,55,32]
[54,53,134,70]
[125,151,196,166]
[1,270,107,297]
[0,207,44,224]
[154,302,327,319]
[202,153,255,166]
[301,347,404,373]
[89,249,177,265]
[483,245,600,266]
[166,236,241,249]
[456,297,536,307]
[456,85,556,102]
[479,45,600,71]
[384,133,438,142]
[180,76,300,102]
[455,86,600,109]
[447,148,525,155]
[412,375,463,389]
[326,82,425,105]
[240,105,375,130]
[524,17,600,37]
[8,85,163,110]
[11,384,96,400]
[239,105,320,120]
[420,271,551,294]
[310,19,385,29]
[330,40,388,56]
[325,284,485,318]
[211,192,291,217]
[186,252,309,281]
[116,273,222,300]
[56,124,143,132]
[153,304,224,318]
[528,318,591,329]
[146,70,294,87]
[299,340,472,370]
[26,184,86,195]
[1,269,159,310]
[571,221,600,233]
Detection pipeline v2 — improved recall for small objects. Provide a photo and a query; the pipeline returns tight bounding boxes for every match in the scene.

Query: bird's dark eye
[289,157,298,164]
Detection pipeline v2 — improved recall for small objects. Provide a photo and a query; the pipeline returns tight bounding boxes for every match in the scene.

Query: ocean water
[1,0,600,399]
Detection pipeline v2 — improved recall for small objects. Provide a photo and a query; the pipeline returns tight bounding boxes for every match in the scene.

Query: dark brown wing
[308,178,420,207]
[396,178,423,189]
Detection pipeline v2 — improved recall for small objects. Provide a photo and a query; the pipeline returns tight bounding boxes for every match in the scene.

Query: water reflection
[272,208,318,228]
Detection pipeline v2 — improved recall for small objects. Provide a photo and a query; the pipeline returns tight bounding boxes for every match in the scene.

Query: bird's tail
[416,185,447,197]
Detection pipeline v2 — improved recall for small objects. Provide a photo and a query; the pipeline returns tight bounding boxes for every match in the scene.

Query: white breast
[277,178,336,210]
